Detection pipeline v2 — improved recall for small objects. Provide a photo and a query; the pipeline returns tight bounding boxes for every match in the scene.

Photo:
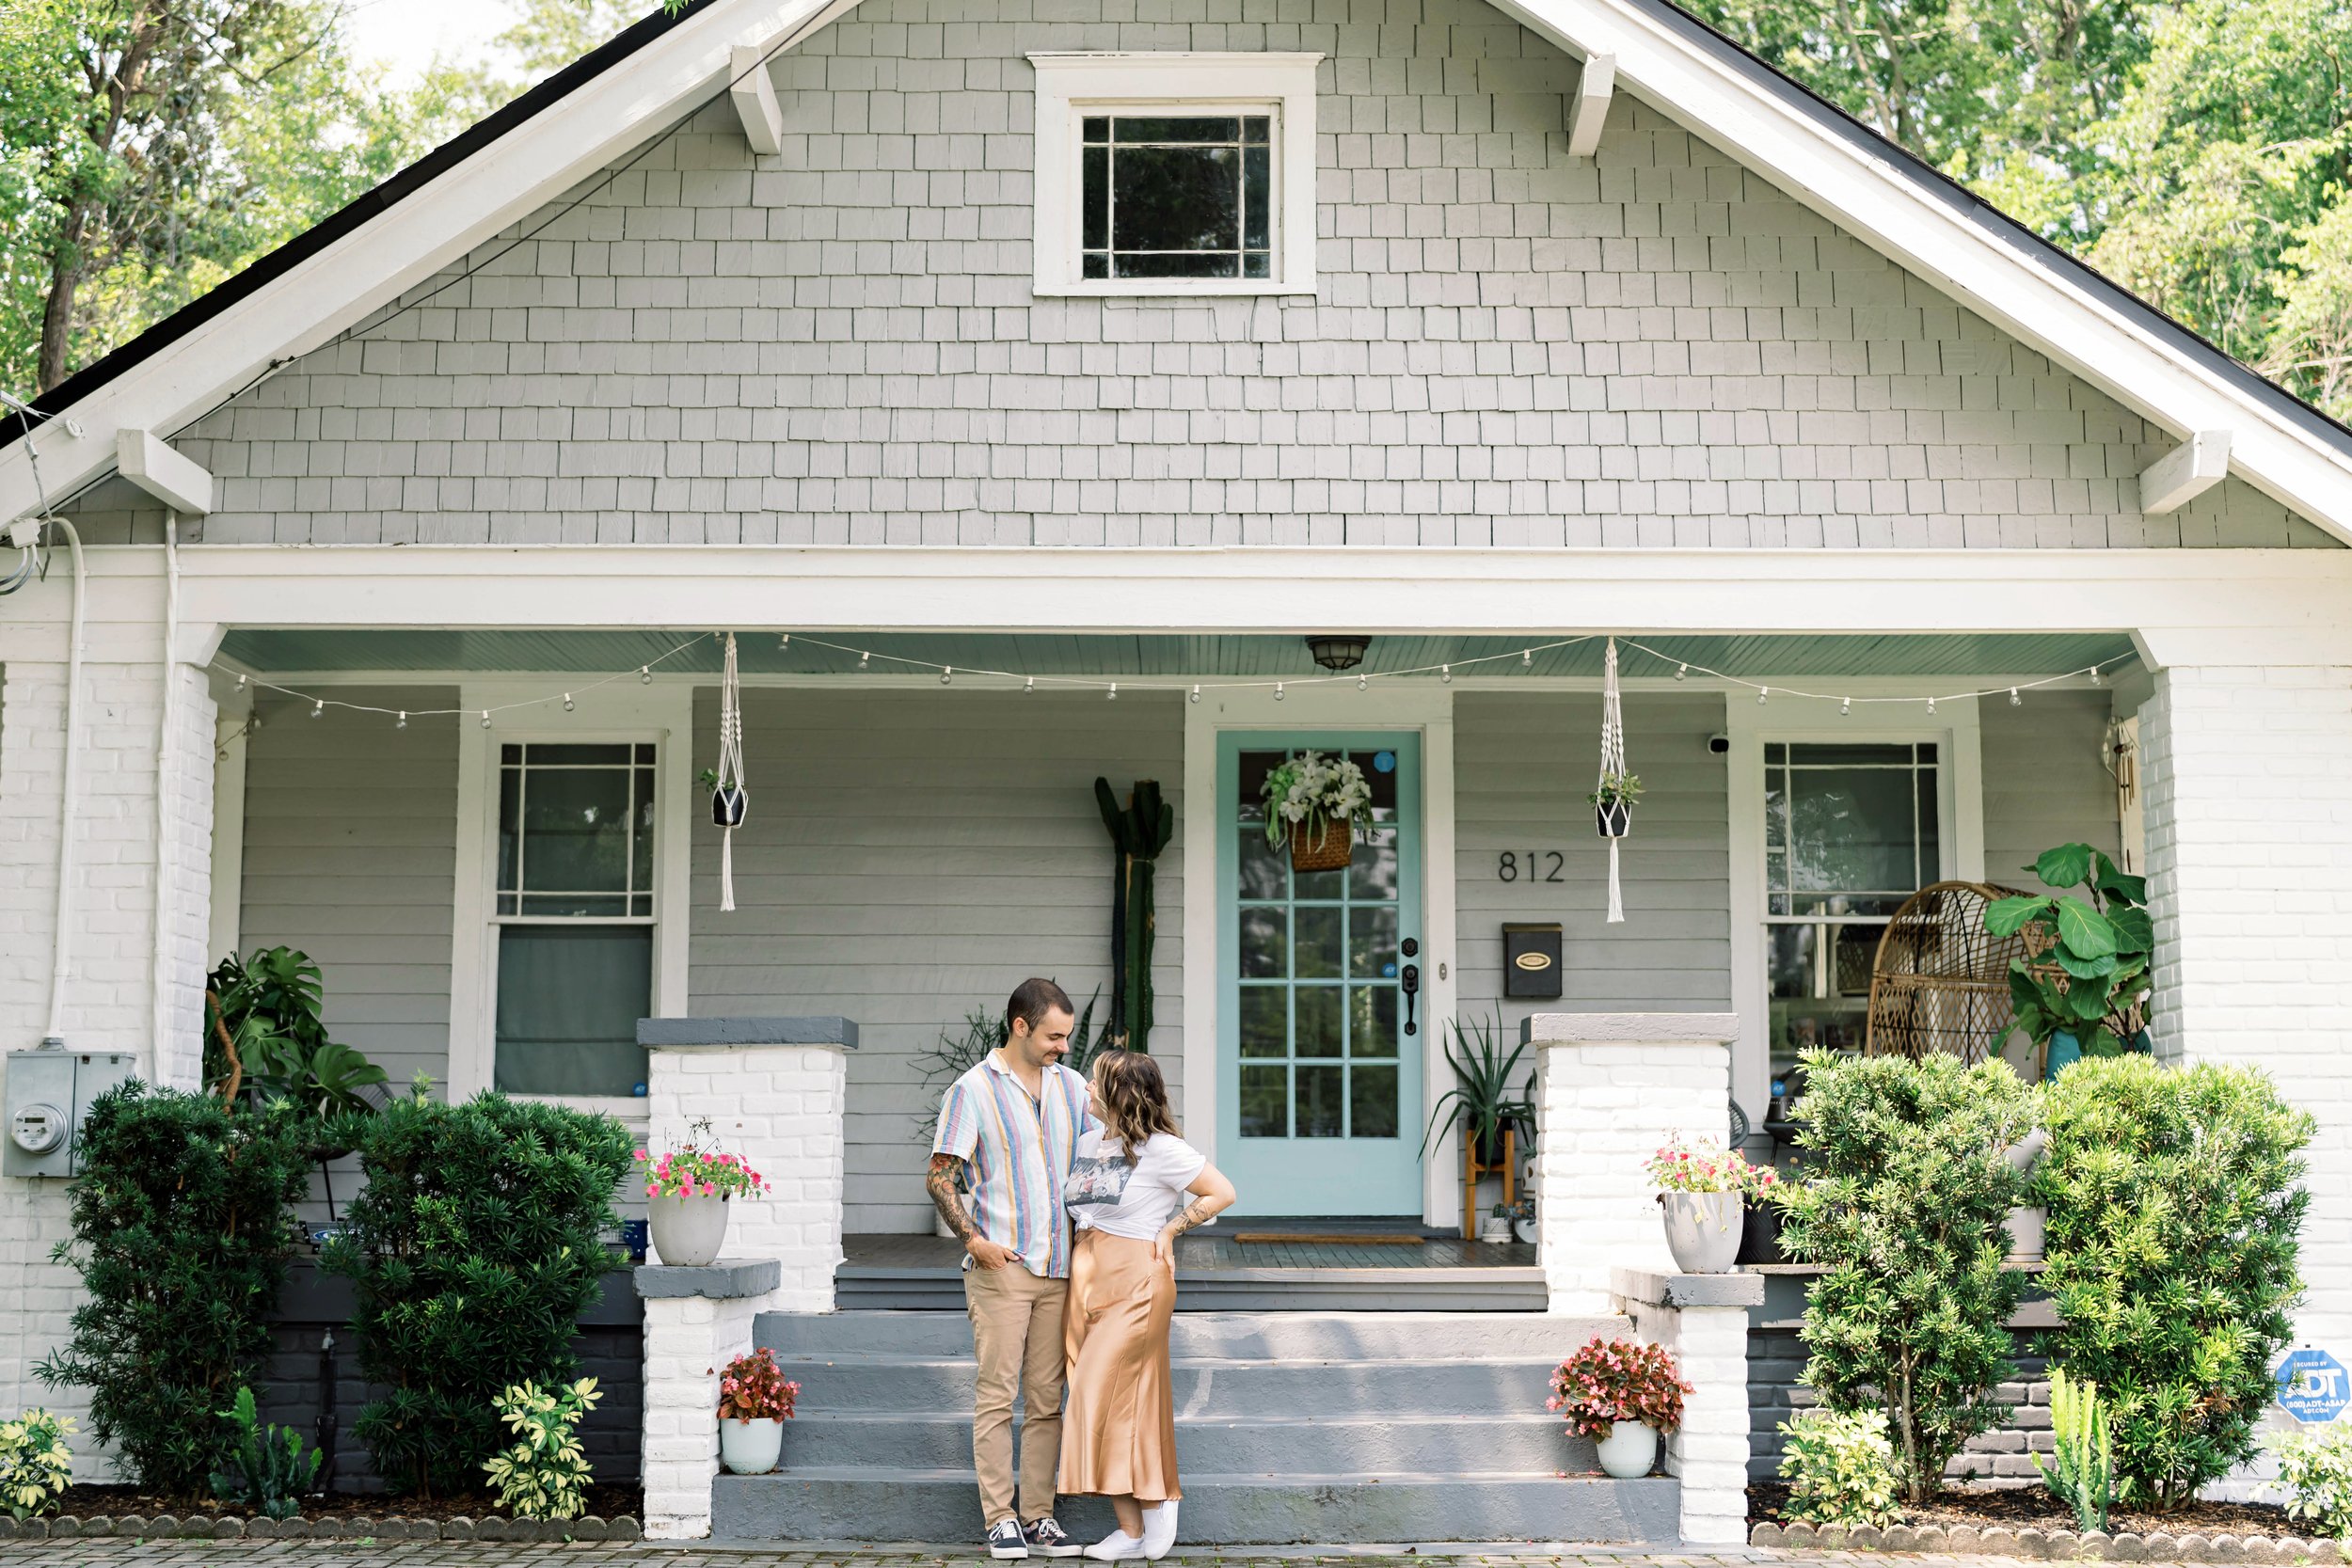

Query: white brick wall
[646,1041,850,1312]
[641,1291,762,1538]
[1624,1295,1749,1545]
[1529,1012,1737,1312]
[2141,664,2352,1357]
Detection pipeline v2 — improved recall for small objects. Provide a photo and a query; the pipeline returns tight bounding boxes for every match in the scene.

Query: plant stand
[1462,1126,1516,1243]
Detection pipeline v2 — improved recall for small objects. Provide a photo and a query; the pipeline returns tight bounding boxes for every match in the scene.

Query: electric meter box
[5,1050,135,1178]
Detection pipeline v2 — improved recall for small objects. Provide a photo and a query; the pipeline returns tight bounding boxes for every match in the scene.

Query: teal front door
[1217,734,1424,1216]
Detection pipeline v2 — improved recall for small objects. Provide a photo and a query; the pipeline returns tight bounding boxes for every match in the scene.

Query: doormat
[1230,1232,1427,1245]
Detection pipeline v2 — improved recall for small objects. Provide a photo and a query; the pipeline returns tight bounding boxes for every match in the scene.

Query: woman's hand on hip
[1152,1227,1180,1271]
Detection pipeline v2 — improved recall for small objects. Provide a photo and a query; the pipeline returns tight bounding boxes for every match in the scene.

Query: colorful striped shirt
[933,1053,1092,1278]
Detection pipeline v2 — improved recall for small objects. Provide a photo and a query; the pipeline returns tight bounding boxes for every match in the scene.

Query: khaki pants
[964,1261,1070,1527]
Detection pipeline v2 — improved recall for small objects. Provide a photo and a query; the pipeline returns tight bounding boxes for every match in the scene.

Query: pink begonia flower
[646,1183,660,1196]
[699,1182,715,1196]
[633,1148,649,1162]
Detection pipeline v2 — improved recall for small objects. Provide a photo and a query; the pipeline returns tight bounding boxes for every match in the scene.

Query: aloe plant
[2034,1366,2115,1532]
[1420,1014,1534,1164]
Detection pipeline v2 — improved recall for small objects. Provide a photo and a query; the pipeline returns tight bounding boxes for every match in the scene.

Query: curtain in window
[494,925,652,1096]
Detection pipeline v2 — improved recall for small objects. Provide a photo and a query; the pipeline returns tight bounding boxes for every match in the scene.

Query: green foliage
[1773,1049,2036,1502]
[914,989,1104,1141]
[0,1408,75,1521]
[207,947,389,1127]
[2277,1424,2352,1543]
[324,1089,631,1497]
[1096,778,1175,1054]
[1586,770,1644,808]
[209,1386,321,1519]
[2034,1367,2115,1532]
[482,1378,601,1521]
[34,1084,310,1498]
[1984,842,2153,1064]
[1777,1409,1899,1528]
[1421,1014,1534,1164]
[2038,1056,2313,1511]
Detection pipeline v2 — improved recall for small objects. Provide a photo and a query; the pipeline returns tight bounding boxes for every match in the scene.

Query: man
[929,977,1093,1559]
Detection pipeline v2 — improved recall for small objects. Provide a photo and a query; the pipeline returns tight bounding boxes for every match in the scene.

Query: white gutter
[43,516,87,1047]
[151,511,182,1069]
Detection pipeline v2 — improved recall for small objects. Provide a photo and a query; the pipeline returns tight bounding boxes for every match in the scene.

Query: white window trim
[448,680,692,1122]
[1723,694,1984,1126]
[1028,53,1321,298]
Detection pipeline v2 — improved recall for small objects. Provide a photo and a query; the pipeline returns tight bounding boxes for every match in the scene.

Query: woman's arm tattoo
[1167,1198,1216,1239]
[927,1152,975,1242]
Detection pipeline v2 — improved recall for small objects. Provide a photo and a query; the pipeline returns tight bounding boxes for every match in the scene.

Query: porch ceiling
[217,628,2138,680]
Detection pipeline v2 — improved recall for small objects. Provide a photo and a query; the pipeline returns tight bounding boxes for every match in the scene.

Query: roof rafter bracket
[1566,53,1615,158]
[2138,429,2232,515]
[117,428,213,516]
[730,45,786,156]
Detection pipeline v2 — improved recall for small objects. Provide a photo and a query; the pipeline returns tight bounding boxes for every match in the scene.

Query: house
[2,0,2348,1545]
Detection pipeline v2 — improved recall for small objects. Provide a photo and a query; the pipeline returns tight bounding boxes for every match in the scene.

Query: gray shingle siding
[72,0,2334,548]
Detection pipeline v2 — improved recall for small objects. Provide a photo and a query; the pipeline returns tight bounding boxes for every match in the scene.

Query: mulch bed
[1749,1481,2300,1539]
[55,1482,643,1523]
[5,1482,648,1537]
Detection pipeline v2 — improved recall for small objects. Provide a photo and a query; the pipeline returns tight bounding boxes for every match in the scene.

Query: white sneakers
[1141,1500,1179,1560]
[1083,1530,1143,1560]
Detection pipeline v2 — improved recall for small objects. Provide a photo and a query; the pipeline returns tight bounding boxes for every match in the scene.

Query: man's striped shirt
[933,1053,1092,1278]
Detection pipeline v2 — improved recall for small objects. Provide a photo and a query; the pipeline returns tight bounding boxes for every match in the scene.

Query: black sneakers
[1025,1516,1085,1557]
[989,1518,1030,1559]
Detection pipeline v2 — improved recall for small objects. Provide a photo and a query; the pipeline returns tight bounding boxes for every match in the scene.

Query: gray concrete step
[713,1468,1680,1545]
[838,1268,1550,1312]
[785,1409,1597,1473]
[780,1353,1563,1417]
[756,1309,1619,1361]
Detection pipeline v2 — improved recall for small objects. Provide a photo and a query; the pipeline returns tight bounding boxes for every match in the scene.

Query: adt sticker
[1373,751,1396,773]
[2276,1349,2350,1423]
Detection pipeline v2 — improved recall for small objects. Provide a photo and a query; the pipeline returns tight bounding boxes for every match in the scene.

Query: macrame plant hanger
[1597,636,1629,925]
[713,632,750,912]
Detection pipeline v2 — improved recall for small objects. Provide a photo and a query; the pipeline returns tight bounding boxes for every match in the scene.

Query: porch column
[639,1016,855,1311]
[2139,662,2352,1356]
[1524,1011,1739,1313]
[1613,1267,1764,1547]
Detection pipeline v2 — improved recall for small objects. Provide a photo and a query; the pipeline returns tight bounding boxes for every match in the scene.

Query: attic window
[1030,54,1321,297]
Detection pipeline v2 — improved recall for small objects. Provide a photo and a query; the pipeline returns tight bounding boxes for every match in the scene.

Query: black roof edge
[1626,0,2352,461]
[0,0,716,452]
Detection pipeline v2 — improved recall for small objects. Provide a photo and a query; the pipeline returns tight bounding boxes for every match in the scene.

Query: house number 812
[1497,851,1565,883]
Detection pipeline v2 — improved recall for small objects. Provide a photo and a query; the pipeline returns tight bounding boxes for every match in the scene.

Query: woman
[1058,1049,1238,1561]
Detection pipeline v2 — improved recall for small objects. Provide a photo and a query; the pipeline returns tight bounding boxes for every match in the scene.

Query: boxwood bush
[2039,1054,2313,1511]
[324,1089,631,1497]
[36,1084,311,1497]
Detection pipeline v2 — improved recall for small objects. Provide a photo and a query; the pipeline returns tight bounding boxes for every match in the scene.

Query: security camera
[1707,733,1730,754]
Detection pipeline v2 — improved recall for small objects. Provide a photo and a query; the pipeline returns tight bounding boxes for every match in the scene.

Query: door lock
[1400,963,1421,1037]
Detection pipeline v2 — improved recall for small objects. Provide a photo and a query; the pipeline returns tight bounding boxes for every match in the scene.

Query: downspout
[43,515,87,1049]
[151,510,182,1071]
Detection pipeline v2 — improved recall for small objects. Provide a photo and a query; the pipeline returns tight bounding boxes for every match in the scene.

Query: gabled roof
[6,0,2351,543]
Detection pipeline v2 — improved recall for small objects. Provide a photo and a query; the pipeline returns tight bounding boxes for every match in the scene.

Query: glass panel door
[1217,733,1423,1216]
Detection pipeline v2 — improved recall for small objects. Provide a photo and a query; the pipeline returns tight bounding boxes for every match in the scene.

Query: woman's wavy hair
[1089,1049,1179,1164]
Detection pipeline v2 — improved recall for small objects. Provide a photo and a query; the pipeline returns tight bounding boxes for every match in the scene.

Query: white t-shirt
[1063,1129,1208,1242]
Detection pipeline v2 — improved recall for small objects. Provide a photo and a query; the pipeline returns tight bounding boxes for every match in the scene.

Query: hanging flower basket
[1590,771,1641,840]
[1261,750,1372,875]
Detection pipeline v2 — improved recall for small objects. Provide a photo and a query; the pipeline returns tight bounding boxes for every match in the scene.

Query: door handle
[1401,962,1421,1037]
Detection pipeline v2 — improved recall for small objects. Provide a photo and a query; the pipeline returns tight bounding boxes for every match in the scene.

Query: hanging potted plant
[718,1347,800,1475]
[1590,769,1642,838]
[1645,1135,1773,1274]
[637,1118,768,1267]
[1550,1336,1692,1479]
[1261,749,1373,872]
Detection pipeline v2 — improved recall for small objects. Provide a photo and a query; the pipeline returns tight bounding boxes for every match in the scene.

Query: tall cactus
[2035,1367,2115,1533]
[1095,778,1175,1053]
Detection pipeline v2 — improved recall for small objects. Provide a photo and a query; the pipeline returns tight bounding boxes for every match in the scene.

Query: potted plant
[637,1118,767,1267]
[1261,749,1372,872]
[1646,1135,1774,1274]
[1983,842,2154,1077]
[1479,1203,1515,1244]
[1420,1015,1534,1164]
[1588,770,1642,838]
[718,1347,799,1475]
[1549,1336,1691,1479]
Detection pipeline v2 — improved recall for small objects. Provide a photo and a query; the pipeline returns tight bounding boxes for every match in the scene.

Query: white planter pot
[1595,1419,1660,1479]
[719,1416,784,1475]
[649,1192,730,1267]
[1660,1189,1743,1274]
[1478,1215,1514,1244]
[2004,1204,2046,1262]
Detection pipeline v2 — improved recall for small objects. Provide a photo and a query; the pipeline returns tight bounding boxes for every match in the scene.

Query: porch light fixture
[1306,635,1371,672]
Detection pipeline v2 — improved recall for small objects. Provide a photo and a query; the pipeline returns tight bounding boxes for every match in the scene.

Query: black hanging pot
[1596,799,1632,838]
[711,785,749,828]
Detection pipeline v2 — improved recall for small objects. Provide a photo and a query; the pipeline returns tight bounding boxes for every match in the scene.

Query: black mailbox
[1502,922,1564,999]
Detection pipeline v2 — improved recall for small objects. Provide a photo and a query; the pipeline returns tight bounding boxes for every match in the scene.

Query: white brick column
[637,1259,778,1540]
[1526,1012,1740,1314]
[641,1017,855,1313]
[1613,1268,1762,1547]
[2140,664,2352,1357]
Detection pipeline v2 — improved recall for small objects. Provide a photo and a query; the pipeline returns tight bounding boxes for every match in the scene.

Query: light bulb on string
[1357,673,1368,690]
[1676,664,1689,682]
[481,710,492,729]
[1189,685,1201,704]
[235,673,247,691]
[563,693,575,712]
[1107,683,1118,702]
[778,634,790,650]
[1275,683,1286,702]
[1024,676,1035,694]
[1839,696,1851,716]
[941,666,953,686]
[1927,696,1937,715]
[310,699,325,720]
[396,711,407,730]
[1521,649,1533,669]
[1439,665,1452,684]
[858,651,871,670]
[638,666,651,685]
[2090,666,2103,686]
[2010,688,2022,706]
[1757,688,1769,705]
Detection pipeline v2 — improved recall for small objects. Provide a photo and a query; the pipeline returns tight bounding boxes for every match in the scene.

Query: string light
[1440,665,1452,684]
[1927,696,1937,715]
[778,634,790,650]
[1107,683,1118,701]
[395,711,406,729]
[941,667,953,686]
[1275,683,1286,701]
[638,666,651,684]
[2090,667,2102,687]
[234,673,247,690]
[858,651,871,670]
[310,699,325,720]
[1024,676,1035,694]
[1357,673,1368,690]
[1757,688,1769,705]
[480,710,492,728]
[1190,684,1201,704]
[2010,688,2023,706]
[1676,664,1688,681]
[1839,696,1851,716]
[1522,649,1533,669]
[563,693,575,712]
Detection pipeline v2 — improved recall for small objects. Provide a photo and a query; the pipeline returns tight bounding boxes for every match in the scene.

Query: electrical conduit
[151,511,181,1071]
[43,515,86,1047]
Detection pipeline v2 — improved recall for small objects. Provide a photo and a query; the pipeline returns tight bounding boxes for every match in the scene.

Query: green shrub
[1778,1408,1899,1528]
[2277,1424,2352,1542]
[483,1377,602,1520]
[210,1386,321,1518]
[35,1084,311,1497]
[2039,1055,2313,1511]
[1773,1048,2036,1502]
[325,1089,631,1497]
[0,1409,76,1521]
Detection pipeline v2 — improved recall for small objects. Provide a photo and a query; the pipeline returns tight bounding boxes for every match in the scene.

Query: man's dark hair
[1007,977,1074,1034]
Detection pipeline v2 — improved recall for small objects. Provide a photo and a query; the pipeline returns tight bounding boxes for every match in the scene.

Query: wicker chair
[1864,880,2035,1068]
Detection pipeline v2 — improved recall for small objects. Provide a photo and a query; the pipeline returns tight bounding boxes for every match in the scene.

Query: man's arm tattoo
[1167,1198,1216,1240]
[927,1153,976,1242]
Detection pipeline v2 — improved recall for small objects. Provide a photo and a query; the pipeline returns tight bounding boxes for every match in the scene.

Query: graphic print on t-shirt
[1065,1151,1135,1214]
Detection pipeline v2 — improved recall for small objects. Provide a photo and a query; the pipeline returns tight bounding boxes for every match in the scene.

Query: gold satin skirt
[1057,1228,1182,1503]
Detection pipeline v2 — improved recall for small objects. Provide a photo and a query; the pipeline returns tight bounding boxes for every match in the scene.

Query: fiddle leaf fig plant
[1982,843,2153,1062]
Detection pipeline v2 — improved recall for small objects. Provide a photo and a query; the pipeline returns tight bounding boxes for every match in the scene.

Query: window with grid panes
[1079,113,1275,280]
